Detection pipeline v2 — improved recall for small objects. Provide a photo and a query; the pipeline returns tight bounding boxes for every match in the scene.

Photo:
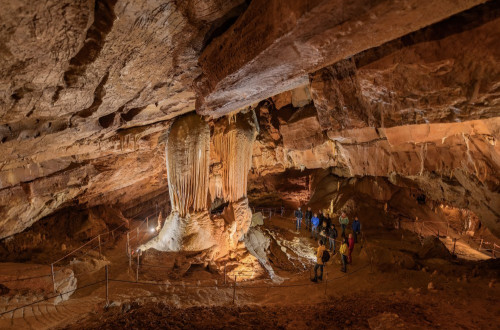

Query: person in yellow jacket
[312,240,326,282]
[339,237,348,273]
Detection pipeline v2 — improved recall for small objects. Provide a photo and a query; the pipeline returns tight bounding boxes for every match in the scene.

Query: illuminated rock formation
[140,111,258,259]
[166,114,210,218]
[139,114,216,253]
[212,110,259,203]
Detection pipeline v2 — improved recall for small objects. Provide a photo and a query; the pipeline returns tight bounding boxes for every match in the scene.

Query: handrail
[0,280,104,317]
[51,236,99,266]
[0,261,369,318]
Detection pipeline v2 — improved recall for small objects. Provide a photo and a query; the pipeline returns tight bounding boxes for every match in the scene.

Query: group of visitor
[293,206,362,281]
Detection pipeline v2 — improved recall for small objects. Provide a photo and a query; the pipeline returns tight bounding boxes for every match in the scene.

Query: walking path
[0,215,383,329]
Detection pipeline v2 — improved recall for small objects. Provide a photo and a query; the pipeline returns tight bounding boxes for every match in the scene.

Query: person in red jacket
[347,233,355,264]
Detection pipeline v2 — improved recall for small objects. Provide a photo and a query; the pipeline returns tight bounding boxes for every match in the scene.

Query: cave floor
[0,216,498,329]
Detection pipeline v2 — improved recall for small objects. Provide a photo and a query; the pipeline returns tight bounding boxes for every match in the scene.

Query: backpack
[339,243,347,255]
[322,250,330,263]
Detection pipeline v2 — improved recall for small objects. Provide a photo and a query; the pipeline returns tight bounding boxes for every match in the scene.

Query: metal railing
[0,259,370,318]
[399,219,498,259]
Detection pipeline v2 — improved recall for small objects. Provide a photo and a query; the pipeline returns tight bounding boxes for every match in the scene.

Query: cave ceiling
[0,0,499,238]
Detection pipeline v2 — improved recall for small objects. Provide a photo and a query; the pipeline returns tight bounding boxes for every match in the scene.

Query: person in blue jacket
[294,207,303,231]
[352,216,361,243]
[311,213,320,239]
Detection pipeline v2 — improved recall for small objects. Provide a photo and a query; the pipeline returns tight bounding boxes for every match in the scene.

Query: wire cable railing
[0,260,370,319]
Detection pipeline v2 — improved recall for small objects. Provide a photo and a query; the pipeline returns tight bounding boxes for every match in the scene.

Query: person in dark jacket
[318,211,325,227]
[294,207,303,231]
[320,222,328,242]
[305,207,312,230]
[328,223,338,253]
[325,213,332,228]
[352,216,361,243]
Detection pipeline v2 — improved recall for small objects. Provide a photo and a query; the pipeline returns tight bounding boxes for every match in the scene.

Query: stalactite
[209,169,223,203]
[166,113,210,217]
[213,110,258,203]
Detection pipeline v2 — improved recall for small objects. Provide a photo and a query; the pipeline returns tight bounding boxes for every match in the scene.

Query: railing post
[136,253,140,282]
[105,265,109,306]
[232,275,236,304]
[51,263,56,293]
[126,232,130,254]
[136,227,139,239]
[146,217,149,229]
[479,238,483,251]
[98,235,102,257]
[224,263,227,285]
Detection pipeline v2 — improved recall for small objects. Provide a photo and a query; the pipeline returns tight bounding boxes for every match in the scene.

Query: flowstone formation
[140,111,259,261]
[140,114,215,253]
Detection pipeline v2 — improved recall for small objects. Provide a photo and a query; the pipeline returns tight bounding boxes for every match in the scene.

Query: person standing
[328,223,338,253]
[339,237,348,273]
[305,207,313,230]
[320,221,328,242]
[294,207,303,231]
[325,213,332,228]
[339,212,349,238]
[311,213,320,239]
[347,233,355,264]
[318,211,325,228]
[311,240,326,282]
[352,216,361,243]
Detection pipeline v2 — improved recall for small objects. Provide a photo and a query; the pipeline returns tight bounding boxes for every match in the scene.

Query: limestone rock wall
[0,0,247,239]
[1,1,499,241]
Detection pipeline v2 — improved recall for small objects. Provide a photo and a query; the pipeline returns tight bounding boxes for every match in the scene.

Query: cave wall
[245,3,500,236]
[0,0,249,239]
[0,1,499,241]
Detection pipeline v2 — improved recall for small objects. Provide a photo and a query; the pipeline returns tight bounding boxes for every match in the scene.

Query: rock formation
[0,0,499,248]
[139,111,258,260]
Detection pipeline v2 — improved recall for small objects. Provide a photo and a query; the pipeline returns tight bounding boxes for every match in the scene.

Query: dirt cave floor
[1,216,499,330]
[59,216,499,330]
[63,288,498,330]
